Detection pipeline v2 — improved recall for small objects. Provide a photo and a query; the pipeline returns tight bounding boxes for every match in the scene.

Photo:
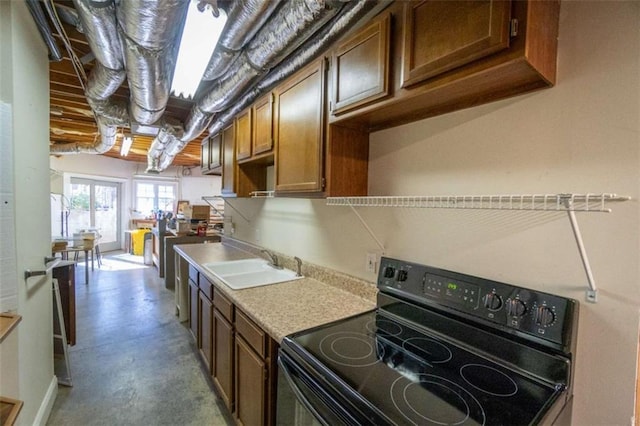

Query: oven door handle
[278,353,361,426]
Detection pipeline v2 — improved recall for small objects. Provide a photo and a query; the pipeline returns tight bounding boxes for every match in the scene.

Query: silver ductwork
[72,0,122,70]
[146,124,183,172]
[51,0,126,156]
[155,0,391,171]
[208,0,391,135]
[150,0,347,170]
[118,0,188,125]
[197,0,341,115]
[202,0,283,81]
[49,0,390,170]
[49,117,120,154]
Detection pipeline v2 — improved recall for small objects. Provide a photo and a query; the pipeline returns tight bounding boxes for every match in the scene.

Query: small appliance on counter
[278,257,579,425]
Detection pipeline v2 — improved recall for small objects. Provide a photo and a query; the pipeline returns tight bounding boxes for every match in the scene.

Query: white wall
[231,2,640,424]
[0,2,57,423]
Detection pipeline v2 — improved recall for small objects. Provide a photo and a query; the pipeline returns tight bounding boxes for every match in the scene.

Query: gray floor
[47,252,233,426]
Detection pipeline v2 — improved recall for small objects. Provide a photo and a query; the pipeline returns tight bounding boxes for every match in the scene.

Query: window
[134,181,177,216]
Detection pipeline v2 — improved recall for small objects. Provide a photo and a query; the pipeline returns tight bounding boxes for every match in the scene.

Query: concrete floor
[47,252,233,426]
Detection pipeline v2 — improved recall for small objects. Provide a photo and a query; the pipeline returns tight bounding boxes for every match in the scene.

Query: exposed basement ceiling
[40,0,389,170]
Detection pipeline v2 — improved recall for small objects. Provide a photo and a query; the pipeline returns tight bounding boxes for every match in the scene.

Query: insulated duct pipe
[208,0,391,136]
[201,0,283,81]
[177,0,342,144]
[118,0,189,125]
[148,0,345,171]
[51,0,127,156]
[49,118,120,154]
[197,0,342,115]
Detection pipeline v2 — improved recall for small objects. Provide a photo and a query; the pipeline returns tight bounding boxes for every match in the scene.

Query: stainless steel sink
[202,258,303,289]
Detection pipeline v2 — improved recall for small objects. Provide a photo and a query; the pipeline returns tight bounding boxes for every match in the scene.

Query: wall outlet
[366,252,377,273]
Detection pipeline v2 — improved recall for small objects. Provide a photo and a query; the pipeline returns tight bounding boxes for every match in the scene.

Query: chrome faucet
[294,256,303,277]
[261,249,282,269]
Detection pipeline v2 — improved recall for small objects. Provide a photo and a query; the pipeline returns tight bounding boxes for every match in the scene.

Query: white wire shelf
[250,190,275,198]
[327,192,631,303]
[326,193,630,212]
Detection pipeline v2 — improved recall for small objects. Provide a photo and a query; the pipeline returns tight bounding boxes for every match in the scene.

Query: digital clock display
[424,274,479,309]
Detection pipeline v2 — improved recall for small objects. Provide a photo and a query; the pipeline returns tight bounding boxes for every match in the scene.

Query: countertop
[174,242,376,343]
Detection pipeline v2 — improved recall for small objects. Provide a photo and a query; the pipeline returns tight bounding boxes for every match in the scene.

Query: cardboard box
[191,205,210,221]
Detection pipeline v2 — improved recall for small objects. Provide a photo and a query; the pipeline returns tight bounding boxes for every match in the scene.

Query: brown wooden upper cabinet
[220,123,236,196]
[331,11,391,115]
[402,0,511,88]
[235,108,252,162]
[252,93,275,156]
[274,58,326,194]
[201,134,222,175]
[329,0,559,132]
[200,140,210,173]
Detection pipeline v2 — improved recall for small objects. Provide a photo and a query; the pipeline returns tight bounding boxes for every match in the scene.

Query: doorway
[69,178,121,252]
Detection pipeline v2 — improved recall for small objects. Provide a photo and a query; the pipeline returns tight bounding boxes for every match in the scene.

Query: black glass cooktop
[284,310,563,426]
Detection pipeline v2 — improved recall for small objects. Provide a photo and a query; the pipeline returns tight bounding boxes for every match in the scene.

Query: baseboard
[33,376,58,426]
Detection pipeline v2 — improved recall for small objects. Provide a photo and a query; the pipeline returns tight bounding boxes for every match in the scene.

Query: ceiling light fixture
[170,1,227,99]
[120,133,133,156]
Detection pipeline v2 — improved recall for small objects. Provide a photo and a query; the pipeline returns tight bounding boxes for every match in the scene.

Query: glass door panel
[69,178,121,252]
[94,183,119,250]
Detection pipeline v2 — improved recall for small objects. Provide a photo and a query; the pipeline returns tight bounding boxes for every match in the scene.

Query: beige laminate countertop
[174,242,376,343]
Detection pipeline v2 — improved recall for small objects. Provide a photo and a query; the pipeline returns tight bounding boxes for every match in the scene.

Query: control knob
[383,266,395,278]
[506,298,527,317]
[483,291,503,311]
[397,270,408,282]
[534,306,555,326]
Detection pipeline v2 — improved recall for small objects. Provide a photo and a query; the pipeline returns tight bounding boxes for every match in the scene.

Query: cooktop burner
[289,310,560,425]
[390,374,485,426]
[280,258,577,426]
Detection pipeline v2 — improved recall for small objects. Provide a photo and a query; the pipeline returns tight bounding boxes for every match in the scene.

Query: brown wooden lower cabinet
[185,263,278,425]
[235,335,266,426]
[213,308,234,411]
[199,291,213,373]
[188,279,199,342]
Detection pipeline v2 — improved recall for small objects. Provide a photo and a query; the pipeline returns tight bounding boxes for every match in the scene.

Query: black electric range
[277,257,579,426]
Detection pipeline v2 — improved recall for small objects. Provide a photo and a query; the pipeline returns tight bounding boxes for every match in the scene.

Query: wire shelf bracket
[202,196,250,223]
[327,193,631,303]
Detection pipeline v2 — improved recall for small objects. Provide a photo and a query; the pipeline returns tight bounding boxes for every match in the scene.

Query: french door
[69,178,121,252]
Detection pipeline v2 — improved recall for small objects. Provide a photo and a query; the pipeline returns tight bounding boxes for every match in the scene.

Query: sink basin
[202,258,303,290]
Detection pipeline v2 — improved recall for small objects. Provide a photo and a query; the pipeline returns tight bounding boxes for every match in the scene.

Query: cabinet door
[236,109,252,162]
[331,12,390,115]
[402,0,511,87]
[213,308,234,411]
[209,133,222,171]
[199,291,213,373]
[235,335,266,426]
[200,140,210,173]
[274,59,325,193]
[252,93,274,156]
[221,123,236,196]
[188,279,199,342]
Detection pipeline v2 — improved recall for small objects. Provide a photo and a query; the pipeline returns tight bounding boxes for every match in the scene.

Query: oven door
[277,351,369,426]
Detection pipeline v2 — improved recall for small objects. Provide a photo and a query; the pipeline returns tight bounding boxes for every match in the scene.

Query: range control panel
[378,257,577,347]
